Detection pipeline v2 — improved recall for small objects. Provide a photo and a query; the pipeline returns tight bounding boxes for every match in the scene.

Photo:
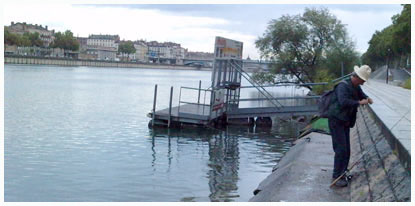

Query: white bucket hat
[354,65,371,81]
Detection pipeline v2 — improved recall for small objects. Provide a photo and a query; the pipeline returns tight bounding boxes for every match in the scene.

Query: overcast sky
[3,2,404,59]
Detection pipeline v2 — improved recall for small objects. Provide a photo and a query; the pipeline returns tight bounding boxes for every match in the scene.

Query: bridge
[183,58,271,71]
[183,59,212,67]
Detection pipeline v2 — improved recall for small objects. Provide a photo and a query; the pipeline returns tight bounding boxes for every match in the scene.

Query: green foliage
[255,7,357,90]
[23,32,43,47]
[362,4,410,68]
[4,27,43,47]
[402,78,411,89]
[5,27,19,45]
[321,39,360,77]
[392,4,410,55]
[251,72,276,84]
[311,68,335,95]
[50,30,80,51]
[118,41,136,54]
[19,35,31,46]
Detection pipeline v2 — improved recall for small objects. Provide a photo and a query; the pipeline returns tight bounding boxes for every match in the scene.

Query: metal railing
[178,84,212,116]
[229,59,284,108]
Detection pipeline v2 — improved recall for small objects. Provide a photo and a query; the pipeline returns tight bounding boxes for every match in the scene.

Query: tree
[23,32,43,47]
[391,4,410,56]
[4,28,43,47]
[4,27,20,45]
[118,40,136,60]
[255,8,357,89]
[321,38,360,77]
[50,30,79,51]
[18,35,31,47]
[361,27,394,68]
[362,4,410,68]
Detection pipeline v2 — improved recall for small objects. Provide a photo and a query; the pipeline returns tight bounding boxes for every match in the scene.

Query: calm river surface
[4,64,304,202]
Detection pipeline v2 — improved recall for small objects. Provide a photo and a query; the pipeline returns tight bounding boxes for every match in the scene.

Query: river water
[4,64,306,202]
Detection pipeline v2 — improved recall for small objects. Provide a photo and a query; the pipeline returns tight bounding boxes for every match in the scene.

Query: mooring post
[152,84,158,127]
[168,86,173,128]
[198,80,202,104]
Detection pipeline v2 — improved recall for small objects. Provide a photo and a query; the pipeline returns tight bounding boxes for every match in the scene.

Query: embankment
[349,106,410,201]
[250,105,411,202]
[4,55,212,71]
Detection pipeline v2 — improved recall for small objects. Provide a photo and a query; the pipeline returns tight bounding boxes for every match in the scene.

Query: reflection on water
[149,122,300,202]
[5,65,307,202]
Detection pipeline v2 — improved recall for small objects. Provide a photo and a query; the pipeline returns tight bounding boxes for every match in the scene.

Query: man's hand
[368,98,373,104]
[359,99,369,105]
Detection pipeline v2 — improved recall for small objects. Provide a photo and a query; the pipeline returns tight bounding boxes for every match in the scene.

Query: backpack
[318,80,347,118]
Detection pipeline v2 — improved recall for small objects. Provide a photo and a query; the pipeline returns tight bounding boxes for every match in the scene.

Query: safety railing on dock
[178,85,212,116]
[227,84,320,111]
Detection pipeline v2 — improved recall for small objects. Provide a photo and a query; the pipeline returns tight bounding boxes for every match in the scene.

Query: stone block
[367,166,389,194]
[364,120,374,128]
[351,162,365,172]
[350,152,362,162]
[372,135,384,144]
[351,185,371,202]
[382,153,400,174]
[375,139,393,160]
[350,129,358,137]
[363,151,380,167]
[393,177,411,201]
[387,165,409,189]
[358,129,370,139]
[350,167,371,202]
[360,138,374,149]
[368,128,382,138]
[370,180,393,201]
[374,192,396,202]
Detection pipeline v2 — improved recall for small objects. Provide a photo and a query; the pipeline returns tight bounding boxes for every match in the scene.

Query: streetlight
[386,48,391,84]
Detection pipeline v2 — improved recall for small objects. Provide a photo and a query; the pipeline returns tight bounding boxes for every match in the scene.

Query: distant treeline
[4,28,80,51]
[362,4,411,69]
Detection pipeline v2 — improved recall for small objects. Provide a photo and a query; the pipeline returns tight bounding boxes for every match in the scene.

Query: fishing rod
[330,129,382,187]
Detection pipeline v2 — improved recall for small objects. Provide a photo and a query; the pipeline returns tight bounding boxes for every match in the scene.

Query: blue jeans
[328,117,351,178]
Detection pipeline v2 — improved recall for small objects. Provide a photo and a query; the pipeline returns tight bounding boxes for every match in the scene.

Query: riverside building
[7,21,55,47]
[85,34,120,61]
[147,41,185,64]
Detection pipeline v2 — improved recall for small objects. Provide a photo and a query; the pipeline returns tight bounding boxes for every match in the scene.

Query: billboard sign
[214,36,243,59]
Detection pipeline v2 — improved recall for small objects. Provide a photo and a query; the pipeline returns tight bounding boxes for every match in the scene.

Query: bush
[252,71,276,84]
[312,69,335,95]
[402,78,411,89]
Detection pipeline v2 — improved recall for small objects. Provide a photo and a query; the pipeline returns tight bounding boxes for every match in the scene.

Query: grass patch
[311,118,330,133]
[402,78,411,89]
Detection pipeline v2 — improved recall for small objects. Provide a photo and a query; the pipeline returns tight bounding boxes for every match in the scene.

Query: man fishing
[327,65,373,187]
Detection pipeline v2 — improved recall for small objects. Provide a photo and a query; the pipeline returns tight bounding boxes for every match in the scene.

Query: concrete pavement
[249,133,350,202]
[362,80,411,157]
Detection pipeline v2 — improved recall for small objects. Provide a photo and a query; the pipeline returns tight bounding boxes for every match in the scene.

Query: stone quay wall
[4,55,211,71]
[349,106,411,201]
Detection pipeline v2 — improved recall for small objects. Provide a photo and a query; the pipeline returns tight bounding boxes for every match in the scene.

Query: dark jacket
[328,78,368,127]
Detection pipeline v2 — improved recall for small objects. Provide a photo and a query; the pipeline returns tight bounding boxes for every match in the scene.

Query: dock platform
[149,103,319,127]
[149,104,211,125]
